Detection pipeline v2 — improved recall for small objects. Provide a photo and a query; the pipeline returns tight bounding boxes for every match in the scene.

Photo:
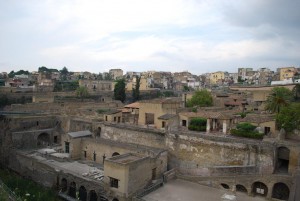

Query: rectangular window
[152,168,156,180]
[105,116,108,121]
[114,117,117,122]
[110,177,119,188]
[264,127,271,135]
[65,142,70,153]
[84,151,87,158]
[182,120,187,127]
[162,121,165,128]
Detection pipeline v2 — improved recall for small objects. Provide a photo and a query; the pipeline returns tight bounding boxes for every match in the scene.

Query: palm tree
[292,84,300,101]
[265,87,292,113]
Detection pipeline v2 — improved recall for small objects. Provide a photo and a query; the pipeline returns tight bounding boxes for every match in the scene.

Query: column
[206,119,211,132]
[223,120,227,134]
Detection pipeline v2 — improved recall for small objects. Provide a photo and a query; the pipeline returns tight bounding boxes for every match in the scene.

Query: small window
[105,116,108,121]
[182,120,187,127]
[93,152,96,161]
[114,117,117,122]
[110,177,119,188]
[162,121,165,128]
[84,151,87,158]
[53,136,58,143]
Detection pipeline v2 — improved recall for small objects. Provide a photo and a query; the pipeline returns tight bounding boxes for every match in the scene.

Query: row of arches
[220,181,290,200]
[60,178,108,201]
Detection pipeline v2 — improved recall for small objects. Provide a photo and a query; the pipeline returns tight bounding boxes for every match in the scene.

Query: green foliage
[38,66,58,73]
[230,129,264,139]
[132,76,141,101]
[236,122,256,132]
[293,84,300,101]
[8,70,30,78]
[54,81,79,92]
[96,109,109,114]
[265,87,292,113]
[183,85,190,92]
[104,73,113,80]
[59,67,69,80]
[186,89,213,107]
[188,118,207,131]
[114,79,126,102]
[0,169,60,201]
[76,86,89,101]
[276,103,300,133]
[230,122,263,139]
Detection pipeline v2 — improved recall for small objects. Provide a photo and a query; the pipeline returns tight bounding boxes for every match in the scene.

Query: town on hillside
[1,66,300,201]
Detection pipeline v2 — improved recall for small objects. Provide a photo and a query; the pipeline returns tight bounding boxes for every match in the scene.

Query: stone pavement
[143,179,266,201]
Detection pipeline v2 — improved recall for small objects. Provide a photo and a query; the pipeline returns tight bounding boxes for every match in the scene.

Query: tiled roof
[158,113,178,120]
[240,114,275,123]
[180,111,232,119]
[124,102,140,108]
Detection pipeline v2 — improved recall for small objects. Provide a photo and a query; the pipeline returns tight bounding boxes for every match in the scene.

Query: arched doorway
[37,132,50,147]
[112,198,119,201]
[79,186,87,201]
[272,182,290,200]
[220,183,230,189]
[89,190,98,201]
[276,147,290,173]
[61,178,67,192]
[236,184,247,193]
[252,182,268,197]
[68,181,76,198]
[112,152,120,157]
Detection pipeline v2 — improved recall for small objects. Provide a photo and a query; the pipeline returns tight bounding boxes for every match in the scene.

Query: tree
[132,76,140,101]
[114,79,126,102]
[60,67,69,80]
[265,87,292,113]
[276,103,300,133]
[76,86,89,101]
[292,84,300,101]
[186,89,213,107]
[104,73,113,80]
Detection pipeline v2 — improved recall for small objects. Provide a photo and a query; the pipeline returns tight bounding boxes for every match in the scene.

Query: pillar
[223,120,227,134]
[206,119,211,132]
[212,119,216,130]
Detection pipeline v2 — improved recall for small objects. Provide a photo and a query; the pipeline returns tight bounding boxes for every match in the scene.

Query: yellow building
[126,76,149,91]
[210,71,225,84]
[279,67,295,81]
[138,98,182,129]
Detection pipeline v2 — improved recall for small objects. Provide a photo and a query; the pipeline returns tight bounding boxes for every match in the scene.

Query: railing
[0,178,22,201]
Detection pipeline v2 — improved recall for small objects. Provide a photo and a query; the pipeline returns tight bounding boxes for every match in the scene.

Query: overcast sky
[0,0,299,75]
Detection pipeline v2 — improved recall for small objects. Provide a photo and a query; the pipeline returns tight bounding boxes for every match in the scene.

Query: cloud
[0,0,299,74]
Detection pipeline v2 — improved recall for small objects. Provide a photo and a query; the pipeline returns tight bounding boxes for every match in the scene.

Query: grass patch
[0,168,60,201]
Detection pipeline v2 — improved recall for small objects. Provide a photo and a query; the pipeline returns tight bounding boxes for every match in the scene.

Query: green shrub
[97,109,109,114]
[230,129,264,139]
[188,118,207,131]
[236,122,256,132]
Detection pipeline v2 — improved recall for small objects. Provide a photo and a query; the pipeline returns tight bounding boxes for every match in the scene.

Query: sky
[0,0,299,75]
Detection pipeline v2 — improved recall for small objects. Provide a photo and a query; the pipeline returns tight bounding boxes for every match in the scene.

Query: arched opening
[112,152,120,157]
[89,190,98,201]
[272,182,290,200]
[236,184,247,193]
[221,183,230,189]
[61,178,67,192]
[252,182,268,197]
[68,181,76,198]
[276,147,290,173]
[112,198,119,201]
[37,132,50,147]
[79,186,87,201]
